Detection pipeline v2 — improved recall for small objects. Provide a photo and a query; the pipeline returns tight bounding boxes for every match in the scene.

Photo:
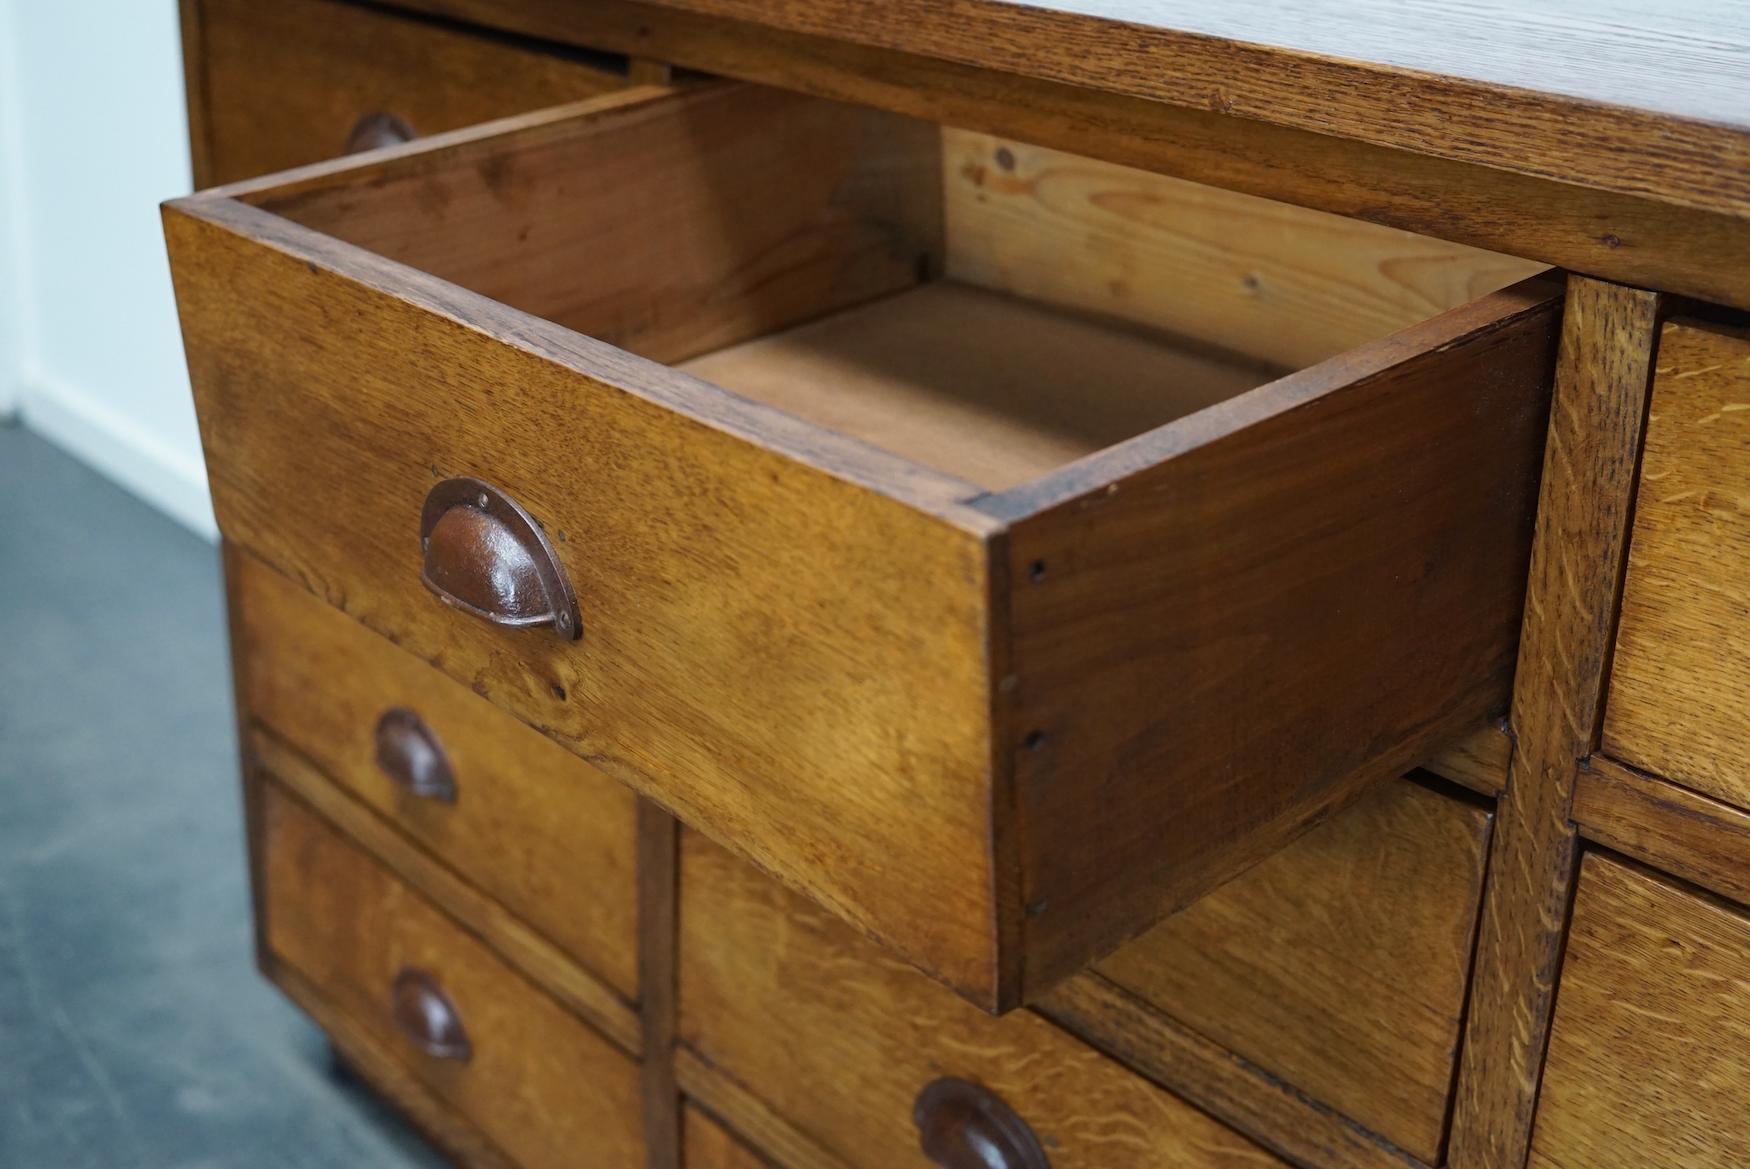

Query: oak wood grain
[640,804,682,1169]
[1447,278,1663,1169]
[1422,723,1512,798]
[1574,755,1750,910]
[1527,853,1750,1169]
[942,128,1544,371]
[233,548,640,1000]
[252,731,642,1054]
[384,0,1750,310]
[1000,278,1558,994]
[674,1048,857,1169]
[684,1106,776,1169]
[1603,319,1750,806]
[1089,779,1492,1163]
[676,831,1287,1169]
[258,779,647,1169]
[192,0,624,185]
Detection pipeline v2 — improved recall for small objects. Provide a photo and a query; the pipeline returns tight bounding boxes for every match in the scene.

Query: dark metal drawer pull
[913,1077,1050,1169]
[390,968,470,1062]
[343,111,416,154]
[419,476,580,640]
[373,708,457,803]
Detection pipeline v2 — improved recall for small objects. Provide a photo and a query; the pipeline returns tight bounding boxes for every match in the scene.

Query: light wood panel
[677,831,1286,1169]
[1574,755,1750,910]
[1091,779,1491,1163]
[681,281,1274,491]
[685,1107,776,1169]
[1604,319,1750,805]
[1448,278,1663,1169]
[1423,723,1512,797]
[234,549,640,998]
[1528,853,1750,1169]
[191,0,624,185]
[943,128,1544,370]
[258,779,647,1169]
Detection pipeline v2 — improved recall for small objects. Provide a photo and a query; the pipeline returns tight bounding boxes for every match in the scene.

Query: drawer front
[189,0,625,185]
[168,81,1556,1007]
[235,549,640,998]
[677,830,1286,1169]
[258,778,646,1169]
[1604,318,1750,805]
[1529,853,1750,1169]
[685,1108,775,1169]
[1092,777,1492,1163]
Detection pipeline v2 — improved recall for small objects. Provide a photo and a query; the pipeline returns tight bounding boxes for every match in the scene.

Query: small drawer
[167,81,1557,1008]
[685,1108,774,1169]
[1529,853,1750,1169]
[1091,777,1493,1163]
[677,828,1287,1169]
[188,0,627,184]
[1604,317,1750,806]
[233,547,640,1000]
[256,776,646,1169]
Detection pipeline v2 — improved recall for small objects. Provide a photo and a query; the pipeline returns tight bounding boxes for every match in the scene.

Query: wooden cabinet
[1529,853,1750,1169]
[256,778,647,1169]
[167,77,1557,1008]
[1605,318,1750,807]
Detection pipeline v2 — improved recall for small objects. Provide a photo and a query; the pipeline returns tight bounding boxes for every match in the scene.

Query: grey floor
[0,425,446,1169]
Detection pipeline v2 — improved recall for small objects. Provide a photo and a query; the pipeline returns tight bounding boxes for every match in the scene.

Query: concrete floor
[0,424,445,1169]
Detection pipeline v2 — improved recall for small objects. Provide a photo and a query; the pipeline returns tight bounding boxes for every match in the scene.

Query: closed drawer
[232,546,639,999]
[257,776,646,1169]
[1091,777,1493,1163]
[677,829,1288,1169]
[685,1108,774,1169]
[188,0,626,184]
[1604,318,1750,805]
[1529,853,1750,1169]
[166,80,1557,1008]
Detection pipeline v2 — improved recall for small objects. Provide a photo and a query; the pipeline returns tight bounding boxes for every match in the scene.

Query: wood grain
[233,548,640,999]
[640,804,682,1169]
[680,281,1275,491]
[1089,779,1492,1163]
[1447,278,1663,1169]
[192,0,625,185]
[253,731,642,1054]
[676,831,1287,1169]
[384,0,1750,310]
[164,191,1007,1001]
[1574,755,1750,910]
[684,1106,776,1169]
[1422,723,1512,798]
[942,128,1544,371]
[1527,853,1750,1169]
[999,278,1558,994]
[258,779,647,1169]
[1603,319,1750,805]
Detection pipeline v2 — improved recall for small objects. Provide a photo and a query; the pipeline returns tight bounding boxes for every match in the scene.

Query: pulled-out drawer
[166,80,1557,1007]
[255,776,646,1169]
[677,829,1288,1169]
[232,547,640,1000]
[1529,853,1750,1169]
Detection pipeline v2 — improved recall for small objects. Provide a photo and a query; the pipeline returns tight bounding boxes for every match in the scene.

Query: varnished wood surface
[1574,755,1750,911]
[675,1048,857,1169]
[639,805,683,1169]
[1447,278,1663,1169]
[1000,278,1557,994]
[684,1107,776,1169]
[676,831,1287,1169]
[190,0,624,185]
[942,128,1544,371]
[1528,853,1750,1169]
[681,281,1274,492]
[1422,724,1512,798]
[1604,319,1750,807]
[384,0,1750,310]
[257,778,647,1169]
[233,549,641,999]
[1091,779,1492,1163]
[253,729,643,1054]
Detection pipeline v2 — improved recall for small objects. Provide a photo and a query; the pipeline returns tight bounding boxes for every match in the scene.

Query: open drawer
[166,81,1557,1010]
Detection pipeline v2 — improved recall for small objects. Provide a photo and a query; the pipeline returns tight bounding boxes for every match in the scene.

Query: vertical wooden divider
[1447,277,1661,1169]
[639,801,683,1169]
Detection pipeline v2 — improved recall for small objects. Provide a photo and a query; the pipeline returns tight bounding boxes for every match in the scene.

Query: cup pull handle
[343,111,416,154]
[913,1077,1050,1169]
[390,968,471,1062]
[419,477,580,640]
[373,708,457,803]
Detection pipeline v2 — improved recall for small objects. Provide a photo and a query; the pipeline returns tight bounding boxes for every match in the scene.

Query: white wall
[1,0,214,537]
